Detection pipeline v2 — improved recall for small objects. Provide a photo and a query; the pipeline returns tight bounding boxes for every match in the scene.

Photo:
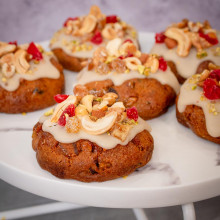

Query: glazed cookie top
[0,41,60,92]
[177,63,220,137]
[151,19,220,79]
[77,38,180,94]
[40,92,151,149]
[49,5,138,59]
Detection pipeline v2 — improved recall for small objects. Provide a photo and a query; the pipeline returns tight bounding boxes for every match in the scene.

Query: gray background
[0,0,220,219]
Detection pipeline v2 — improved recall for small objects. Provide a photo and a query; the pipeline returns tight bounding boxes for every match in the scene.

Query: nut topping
[79,15,97,35]
[2,63,15,78]
[0,42,16,58]
[165,27,192,57]
[14,49,30,73]
[81,111,117,135]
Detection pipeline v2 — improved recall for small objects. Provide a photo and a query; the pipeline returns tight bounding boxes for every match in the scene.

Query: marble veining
[0,128,32,132]
[136,162,181,185]
[217,147,220,166]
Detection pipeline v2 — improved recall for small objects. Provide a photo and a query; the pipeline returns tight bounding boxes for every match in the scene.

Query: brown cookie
[0,58,64,113]
[32,122,154,182]
[176,95,220,144]
[74,78,176,120]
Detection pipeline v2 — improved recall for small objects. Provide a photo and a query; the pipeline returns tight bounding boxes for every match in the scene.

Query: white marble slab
[0,33,219,208]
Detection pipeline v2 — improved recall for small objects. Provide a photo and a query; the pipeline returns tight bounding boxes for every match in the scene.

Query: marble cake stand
[0,34,219,220]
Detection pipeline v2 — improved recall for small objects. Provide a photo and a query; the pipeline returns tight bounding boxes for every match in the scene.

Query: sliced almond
[81,111,117,135]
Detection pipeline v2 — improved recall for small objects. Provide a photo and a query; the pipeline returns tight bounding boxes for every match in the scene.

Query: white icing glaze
[50,29,138,59]
[76,66,180,94]
[150,32,220,79]
[41,115,151,150]
[177,79,220,137]
[0,54,60,92]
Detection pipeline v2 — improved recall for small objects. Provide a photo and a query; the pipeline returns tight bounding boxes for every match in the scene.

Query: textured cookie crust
[52,48,87,72]
[32,122,154,182]
[0,58,64,113]
[176,96,220,144]
[75,78,176,120]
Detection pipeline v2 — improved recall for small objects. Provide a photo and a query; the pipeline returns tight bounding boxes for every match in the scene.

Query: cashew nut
[0,43,16,58]
[1,63,16,78]
[0,53,15,65]
[165,27,192,57]
[102,24,117,40]
[89,5,105,20]
[124,57,141,70]
[81,111,117,135]
[51,95,78,123]
[14,49,30,73]
[79,15,97,34]
[106,38,122,56]
[102,92,118,106]
[75,104,89,118]
[80,94,94,113]
[119,42,137,56]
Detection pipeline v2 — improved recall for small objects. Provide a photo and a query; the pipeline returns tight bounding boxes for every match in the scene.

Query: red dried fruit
[123,39,133,44]
[63,17,78,27]
[91,31,103,45]
[159,57,167,71]
[27,42,43,61]
[199,31,219,45]
[58,104,75,126]
[126,106,138,121]
[203,78,220,100]
[106,15,118,23]
[155,32,166,43]
[54,94,69,103]
[209,69,220,82]
[8,41,17,46]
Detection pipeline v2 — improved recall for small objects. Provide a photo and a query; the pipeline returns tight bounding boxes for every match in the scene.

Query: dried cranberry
[58,104,75,126]
[203,78,220,100]
[91,31,103,45]
[63,17,78,27]
[155,32,166,43]
[209,69,220,82]
[123,39,133,44]
[8,41,17,46]
[199,31,219,45]
[159,57,167,71]
[27,42,43,61]
[106,15,118,23]
[54,94,69,103]
[126,106,138,121]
